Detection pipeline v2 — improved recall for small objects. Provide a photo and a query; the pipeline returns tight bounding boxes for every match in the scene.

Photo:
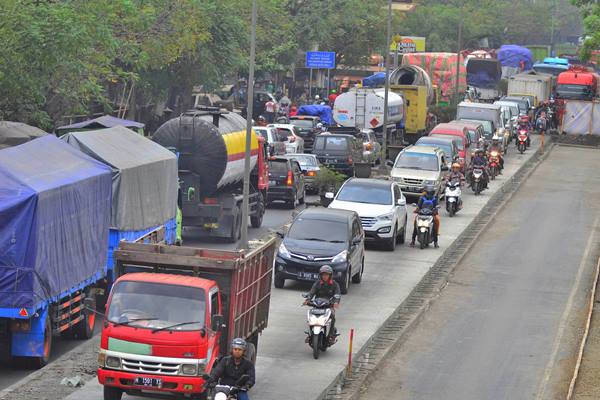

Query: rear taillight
[365,143,372,151]
[287,170,293,186]
[203,197,218,205]
[307,171,316,177]
[348,156,353,164]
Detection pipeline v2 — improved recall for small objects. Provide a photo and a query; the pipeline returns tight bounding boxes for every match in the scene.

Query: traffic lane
[358,146,600,400]
[61,140,538,400]
[0,323,102,390]
[251,139,541,400]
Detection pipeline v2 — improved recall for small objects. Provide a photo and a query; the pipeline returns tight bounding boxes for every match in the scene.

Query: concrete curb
[317,141,556,400]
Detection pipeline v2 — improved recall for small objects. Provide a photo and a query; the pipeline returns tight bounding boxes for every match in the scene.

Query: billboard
[390,36,426,54]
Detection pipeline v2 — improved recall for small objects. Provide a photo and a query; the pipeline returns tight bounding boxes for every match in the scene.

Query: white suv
[328,178,408,251]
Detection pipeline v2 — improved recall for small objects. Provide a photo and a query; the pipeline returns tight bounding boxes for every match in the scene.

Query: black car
[274,208,365,294]
[312,134,363,176]
[267,157,305,208]
[289,115,321,152]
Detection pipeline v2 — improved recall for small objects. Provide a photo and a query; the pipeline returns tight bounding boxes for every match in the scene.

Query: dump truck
[0,135,112,367]
[153,108,269,242]
[466,58,503,101]
[508,72,554,106]
[556,66,598,100]
[98,231,277,400]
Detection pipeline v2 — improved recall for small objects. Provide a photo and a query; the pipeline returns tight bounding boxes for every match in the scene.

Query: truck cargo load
[0,121,47,149]
[0,135,112,311]
[297,104,334,125]
[508,72,553,105]
[333,88,404,129]
[401,52,466,103]
[390,65,435,105]
[62,126,179,270]
[467,58,502,88]
[498,45,533,78]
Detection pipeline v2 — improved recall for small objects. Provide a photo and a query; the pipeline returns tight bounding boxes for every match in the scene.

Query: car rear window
[268,160,289,174]
[314,136,349,151]
[290,119,314,128]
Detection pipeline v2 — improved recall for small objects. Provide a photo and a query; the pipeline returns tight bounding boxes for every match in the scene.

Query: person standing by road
[536,111,548,152]
[264,99,276,123]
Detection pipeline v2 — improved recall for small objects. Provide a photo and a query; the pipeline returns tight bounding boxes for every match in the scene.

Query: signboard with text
[390,36,426,54]
[305,51,336,69]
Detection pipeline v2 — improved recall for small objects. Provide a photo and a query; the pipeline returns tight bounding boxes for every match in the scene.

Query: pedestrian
[264,99,276,123]
[328,89,339,106]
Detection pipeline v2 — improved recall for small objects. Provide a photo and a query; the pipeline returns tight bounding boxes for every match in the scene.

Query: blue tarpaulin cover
[498,45,533,70]
[362,72,386,88]
[466,59,502,88]
[0,135,112,310]
[297,105,334,125]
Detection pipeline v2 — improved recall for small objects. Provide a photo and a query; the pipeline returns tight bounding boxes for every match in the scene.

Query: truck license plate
[134,377,162,388]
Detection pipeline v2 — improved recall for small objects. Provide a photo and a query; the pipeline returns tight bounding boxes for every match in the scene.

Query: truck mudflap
[98,368,207,395]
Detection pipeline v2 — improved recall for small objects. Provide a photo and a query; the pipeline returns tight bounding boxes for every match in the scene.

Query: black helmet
[231,338,247,351]
[257,115,266,122]
[319,265,333,275]
[425,185,436,197]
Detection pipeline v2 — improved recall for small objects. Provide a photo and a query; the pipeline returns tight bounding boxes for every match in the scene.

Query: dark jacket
[209,355,255,388]
[308,279,341,303]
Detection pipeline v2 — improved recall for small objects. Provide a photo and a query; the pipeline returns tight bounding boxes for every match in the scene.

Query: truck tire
[73,293,96,340]
[245,342,257,365]
[33,315,52,369]
[250,193,265,228]
[103,386,123,400]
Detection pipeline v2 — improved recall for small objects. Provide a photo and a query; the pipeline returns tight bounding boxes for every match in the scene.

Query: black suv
[289,115,321,152]
[313,134,363,176]
[274,208,365,294]
[267,157,305,208]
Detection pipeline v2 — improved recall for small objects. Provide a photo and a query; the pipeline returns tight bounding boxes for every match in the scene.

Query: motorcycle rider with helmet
[206,338,255,400]
[517,115,531,146]
[469,149,489,189]
[256,115,268,127]
[410,185,440,248]
[445,162,465,186]
[304,265,341,343]
[488,136,504,174]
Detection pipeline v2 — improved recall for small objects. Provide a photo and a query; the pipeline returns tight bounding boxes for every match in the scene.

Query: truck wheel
[245,343,257,365]
[103,386,123,400]
[73,293,96,340]
[250,194,265,228]
[33,315,52,369]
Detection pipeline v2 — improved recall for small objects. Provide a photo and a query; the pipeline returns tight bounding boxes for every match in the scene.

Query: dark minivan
[267,157,305,208]
[313,134,362,176]
[274,208,365,294]
[289,115,321,152]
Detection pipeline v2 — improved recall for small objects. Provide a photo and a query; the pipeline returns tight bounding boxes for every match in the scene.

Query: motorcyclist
[313,94,321,105]
[469,148,489,189]
[207,338,255,400]
[256,115,268,127]
[445,162,465,186]
[304,265,341,342]
[410,185,440,248]
[316,122,326,133]
[487,136,504,173]
[517,114,531,147]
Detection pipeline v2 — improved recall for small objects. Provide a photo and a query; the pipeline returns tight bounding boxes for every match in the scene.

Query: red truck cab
[556,66,598,100]
[98,229,276,400]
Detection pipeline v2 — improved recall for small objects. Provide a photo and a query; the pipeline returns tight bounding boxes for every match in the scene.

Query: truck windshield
[394,153,439,171]
[108,281,205,331]
[557,84,592,99]
[533,65,567,76]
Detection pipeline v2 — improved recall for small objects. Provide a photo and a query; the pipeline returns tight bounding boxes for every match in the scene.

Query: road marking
[535,215,600,400]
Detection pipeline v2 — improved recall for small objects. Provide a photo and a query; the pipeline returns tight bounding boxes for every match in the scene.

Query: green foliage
[571,0,600,60]
[313,166,347,195]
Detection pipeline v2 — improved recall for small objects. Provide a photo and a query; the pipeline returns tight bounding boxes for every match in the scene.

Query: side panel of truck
[390,85,428,137]
[508,77,552,104]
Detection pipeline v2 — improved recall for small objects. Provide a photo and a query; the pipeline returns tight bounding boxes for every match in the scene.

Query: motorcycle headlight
[491,151,498,157]
[278,243,291,259]
[331,250,348,263]
[181,364,197,375]
[377,212,394,221]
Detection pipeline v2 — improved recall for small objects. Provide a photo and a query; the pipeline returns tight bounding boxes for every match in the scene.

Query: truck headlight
[377,212,394,221]
[105,356,121,369]
[331,250,347,263]
[423,180,436,186]
[278,243,291,259]
[181,364,197,375]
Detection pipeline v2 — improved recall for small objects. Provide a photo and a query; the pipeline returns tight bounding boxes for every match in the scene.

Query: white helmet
[492,135,500,141]
[315,95,320,100]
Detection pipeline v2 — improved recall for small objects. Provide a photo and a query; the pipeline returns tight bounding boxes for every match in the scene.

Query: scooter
[414,206,438,249]
[471,167,485,195]
[202,374,250,400]
[488,151,500,180]
[303,294,340,359]
[445,180,462,217]
[517,129,528,154]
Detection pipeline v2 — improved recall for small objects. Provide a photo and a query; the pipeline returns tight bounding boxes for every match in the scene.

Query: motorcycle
[517,129,528,154]
[471,167,485,195]
[303,294,340,359]
[414,206,438,249]
[488,151,500,180]
[445,180,462,217]
[202,374,250,400]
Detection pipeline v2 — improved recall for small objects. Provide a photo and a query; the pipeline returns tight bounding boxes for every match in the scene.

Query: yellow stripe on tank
[223,129,259,159]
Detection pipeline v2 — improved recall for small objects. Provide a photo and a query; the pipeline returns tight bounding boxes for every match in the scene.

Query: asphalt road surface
[358,146,600,400]
[62,139,542,400]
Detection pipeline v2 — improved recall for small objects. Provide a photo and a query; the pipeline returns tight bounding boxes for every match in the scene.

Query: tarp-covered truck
[0,135,112,367]
[98,233,276,400]
[466,58,503,101]
[62,126,179,285]
[153,108,268,242]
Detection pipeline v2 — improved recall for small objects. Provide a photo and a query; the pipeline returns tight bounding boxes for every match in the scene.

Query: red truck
[556,66,598,100]
[98,228,276,400]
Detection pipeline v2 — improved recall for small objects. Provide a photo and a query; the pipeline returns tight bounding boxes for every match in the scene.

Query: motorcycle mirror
[302,292,310,298]
[333,294,341,300]
[325,192,334,199]
[411,203,418,207]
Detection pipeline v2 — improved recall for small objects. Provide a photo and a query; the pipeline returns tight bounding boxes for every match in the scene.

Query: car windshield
[290,119,314,128]
[466,130,477,142]
[314,136,349,151]
[288,155,317,167]
[460,119,493,136]
[336,183,392,205]
[275,128,291,141]
[415,142,452,159]
[268,160,289,175]
[108,281,205,331]
[394,152,439,171]
[431,134,464,150]
[287,218,348,243]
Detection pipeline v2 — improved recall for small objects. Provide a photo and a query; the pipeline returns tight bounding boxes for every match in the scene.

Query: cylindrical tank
[333,88,404,129]
[390,65,434,105]
[153,111,258,195]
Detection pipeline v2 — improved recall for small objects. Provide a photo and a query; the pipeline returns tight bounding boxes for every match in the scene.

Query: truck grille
[122,358,180,375]
[404,178,423,185]
[360,217,377,228]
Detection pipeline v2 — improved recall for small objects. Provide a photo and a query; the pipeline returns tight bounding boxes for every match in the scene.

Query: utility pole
[240,0,257,250]
[550,0,557,56]
[453,3,463,107]
[381,0,392,168]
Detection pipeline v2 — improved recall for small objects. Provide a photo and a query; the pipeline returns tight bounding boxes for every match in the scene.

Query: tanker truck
[153,108,268,242]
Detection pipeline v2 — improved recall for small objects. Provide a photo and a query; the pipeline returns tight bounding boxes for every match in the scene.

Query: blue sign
[305,51,336,69]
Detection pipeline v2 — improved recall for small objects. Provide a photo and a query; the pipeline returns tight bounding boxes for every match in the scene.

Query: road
[358,146,600,400]
[60,139,543,400]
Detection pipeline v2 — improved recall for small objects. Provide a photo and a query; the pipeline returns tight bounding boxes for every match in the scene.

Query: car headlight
[182,364,197,375]
[105,356,121,369]
[377,212,394,221]
[278,242,291,258]
[331,250,347,263]
[423,180,436,186]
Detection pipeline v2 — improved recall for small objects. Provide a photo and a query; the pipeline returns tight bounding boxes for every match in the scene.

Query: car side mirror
[325,192,334,199]
[386,160,394,168]
[211,314,225,332]
[352,237,362,245]
[397,198,406,206]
